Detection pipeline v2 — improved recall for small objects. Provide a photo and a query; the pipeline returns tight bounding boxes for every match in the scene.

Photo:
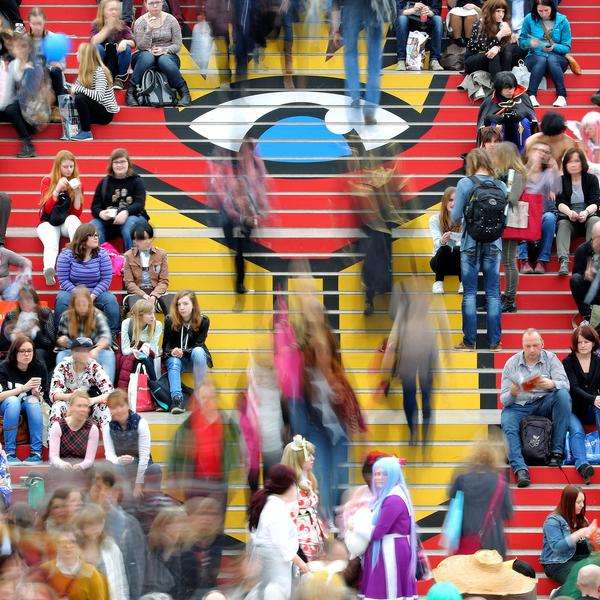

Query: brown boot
[283,41,294,89]
[50,106,62,123]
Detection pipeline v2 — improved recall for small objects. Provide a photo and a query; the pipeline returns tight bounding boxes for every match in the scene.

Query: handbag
[416,537,432,580]
[456,474,505,554]
[406,30,429,71]
[101,242,125,275]
[511,60,530,88]
[440,490,464,554]
[128,364,153,412]
[441,41,465,71]
[135,69,177,108]
[502,191,543,241]
[150,374,194,412]
[48,190,71,226]
[58,94,79,140]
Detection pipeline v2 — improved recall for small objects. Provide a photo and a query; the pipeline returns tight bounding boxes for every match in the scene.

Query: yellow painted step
[339,293,463,312]
[340,351,475,370]
[170,274,273,292]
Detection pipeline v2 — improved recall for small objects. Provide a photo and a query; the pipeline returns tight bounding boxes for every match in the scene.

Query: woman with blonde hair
[55,285,115,381]
[71,42,119,141]
[281,434,326,561]
[90,0,134,89]
[74,503,129,600]
[37,150,84,285]
[448,433,513,556]
[493,142,527,313]
[429,186,461,295]
[162,290,212,414]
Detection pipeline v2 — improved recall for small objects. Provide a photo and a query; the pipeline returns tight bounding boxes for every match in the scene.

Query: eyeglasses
[87,233,99,238]
[112,159,128,165]
[18,349,33,354]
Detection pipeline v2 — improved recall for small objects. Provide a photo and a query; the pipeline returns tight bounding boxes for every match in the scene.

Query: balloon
[426,582,462,600]
[41,33,71,63]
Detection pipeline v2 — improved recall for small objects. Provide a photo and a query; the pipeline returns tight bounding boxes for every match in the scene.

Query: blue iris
[256,116,351,163]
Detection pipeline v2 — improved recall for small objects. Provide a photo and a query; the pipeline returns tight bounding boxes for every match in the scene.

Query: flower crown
[290,434,311,461]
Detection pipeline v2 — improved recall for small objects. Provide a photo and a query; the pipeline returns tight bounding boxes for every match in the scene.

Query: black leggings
[0,101,33,141]
[430,245,461,282]
[223,219,251,287]
[73,93,113,132]
[465,43,523,78]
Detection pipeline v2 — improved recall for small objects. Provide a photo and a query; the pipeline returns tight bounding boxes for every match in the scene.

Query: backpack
[519,416,552,465]
[463,176,508,243]
[135,69,177,107]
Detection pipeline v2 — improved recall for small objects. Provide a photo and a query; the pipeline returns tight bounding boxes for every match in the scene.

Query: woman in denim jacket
[541,485,595,583]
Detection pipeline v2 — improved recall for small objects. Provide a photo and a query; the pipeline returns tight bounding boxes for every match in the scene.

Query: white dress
[250,495,299,600]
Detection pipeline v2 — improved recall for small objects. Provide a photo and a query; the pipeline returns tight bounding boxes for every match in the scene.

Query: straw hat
[433,550,536,595]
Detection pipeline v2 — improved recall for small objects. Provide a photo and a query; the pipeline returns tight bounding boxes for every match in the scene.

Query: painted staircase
[1,0,600,594]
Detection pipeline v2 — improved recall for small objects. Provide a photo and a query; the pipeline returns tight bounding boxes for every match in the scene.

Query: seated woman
[0,286,55,369]
[37,150,84,286]
[56,286,116,383]
[429,186,461,295]
[123,221,171,314]
[91,0,135,89]
[518,141,561,274]
[71,42,120,141]
[118,298,163,385]
[465,0,521,80]
[55,223,120,338]
[101,389,161,499]
[556,149,600,276]
[48,390,100,471]
[477,71,537,152]
[0,335,47,464]
[563,324,600,433]
[518,0,572,108]
[162,290,212,414]
[541,484,596,584]
[90,148,149,252]
[50,337,113,426]
[447,0,482,45]
[127,0,190,107]
[0,33,36,157]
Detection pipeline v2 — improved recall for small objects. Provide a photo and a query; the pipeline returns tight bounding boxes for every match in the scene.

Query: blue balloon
[426,582,463,600]
[41,33,71,63]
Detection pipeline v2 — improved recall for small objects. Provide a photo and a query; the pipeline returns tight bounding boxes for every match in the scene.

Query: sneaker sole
[171,407,185,414]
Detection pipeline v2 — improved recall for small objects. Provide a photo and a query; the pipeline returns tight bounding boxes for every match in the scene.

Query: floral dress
[293,479,326,561]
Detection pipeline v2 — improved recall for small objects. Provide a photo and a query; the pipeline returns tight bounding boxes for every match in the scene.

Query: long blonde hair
[128,299,156,345]
[281,435,318,491]
[438,186,459,234]
[77,42,112,88]
[42,150,80,206]
[93,0,125,30]
[493,142,527,177]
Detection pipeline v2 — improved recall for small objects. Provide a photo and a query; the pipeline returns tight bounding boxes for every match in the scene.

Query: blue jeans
[287,399,348,523]
[0,395,43,456]
[96,43,132,77]
[342,0,383,114]
[524,52,568,97]
[166,347,208,399]
[395,13,443,61]
[131,51,184,89]
[518,211,557,263]
[90,215,147,252]
[500,389,571,473]
[56,348,116,383]
[568,413,590,470]
[54,289,121,338]
[460,243,501,347]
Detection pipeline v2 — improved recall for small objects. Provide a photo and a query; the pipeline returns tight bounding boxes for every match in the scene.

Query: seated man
[500,328,593,487]
[525,111,578,167]
[578,564,600,600]
[571,221,600,322]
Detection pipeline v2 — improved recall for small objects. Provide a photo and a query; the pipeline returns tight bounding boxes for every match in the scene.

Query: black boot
[126,86,138,106]
[177,82,191,107]
[578,463,595,485]
[548,453,563,467]
[17,141,35,158]
[515,469,530,488]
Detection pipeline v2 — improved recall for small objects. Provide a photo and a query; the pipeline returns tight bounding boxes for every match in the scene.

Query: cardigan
[562,352,600,421]
[557,172,600,220]
[56,247,113,297]
[133,12,182,54]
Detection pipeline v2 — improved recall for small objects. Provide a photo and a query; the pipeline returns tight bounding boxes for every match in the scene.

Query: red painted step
[501,313,576,330]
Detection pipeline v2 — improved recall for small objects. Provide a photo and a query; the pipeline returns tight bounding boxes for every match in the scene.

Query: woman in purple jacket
[54,223,120,337]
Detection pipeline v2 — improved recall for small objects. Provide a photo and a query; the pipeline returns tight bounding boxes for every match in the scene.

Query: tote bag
[440,490,464,554]
[128,364,153,412]
[502,191,543,242]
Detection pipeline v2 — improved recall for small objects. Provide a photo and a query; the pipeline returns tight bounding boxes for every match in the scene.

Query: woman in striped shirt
[70,42,120,141]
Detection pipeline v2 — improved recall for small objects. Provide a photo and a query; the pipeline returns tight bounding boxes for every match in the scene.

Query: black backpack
[463,176,508,243]
[519,416,552,465]
[136,69,177,108]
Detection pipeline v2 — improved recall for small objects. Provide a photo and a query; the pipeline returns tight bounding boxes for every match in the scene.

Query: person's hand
[441,231,452,245]
[133,483,144,498]
[62,462,74,470]
[536,377,555,391]
[498,23,511,39]
[510,33,519,44]
[569,210,579,221]
[171,348,183,358]
[117,39,128,53]
[579,210,589,223]
[57,335,70,348]
[117,455,135,465]
[543,43,554,53]
[530,37,540,48]
[151,46,164,56]
[113,210,128,226]
[510,382,520,396]
[55,177,69,193]
[99,209,112,221]
[140,343,151,355]
[148,15,161,29]
[595,396,600,409]
[585,261,595,282]
[486,46,500,59]
[90,293,97,302]
[72,463,83,471]
[89,347,99,360]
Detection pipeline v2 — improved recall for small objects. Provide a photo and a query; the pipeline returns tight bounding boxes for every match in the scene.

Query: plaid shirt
[50,357,113,403]
[58,418,93,459]
[57,309,112,345]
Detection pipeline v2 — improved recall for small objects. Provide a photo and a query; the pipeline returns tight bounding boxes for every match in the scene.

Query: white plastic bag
[511,60,530,88]
[406,31,429,71]
[190,20,214,75]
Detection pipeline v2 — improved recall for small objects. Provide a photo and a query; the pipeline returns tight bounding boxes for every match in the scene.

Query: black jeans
[430,245,461,282]
[0,101,33,142]
[544,558,585,585]
[0,193,11,246]
[223,218,251,288]
[465,43,523,78]
[571,272,600,320]
[49,67,67,97]
[73,93,113,132]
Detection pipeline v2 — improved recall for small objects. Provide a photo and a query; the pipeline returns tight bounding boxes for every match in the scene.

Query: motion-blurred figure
[196,0,233,88]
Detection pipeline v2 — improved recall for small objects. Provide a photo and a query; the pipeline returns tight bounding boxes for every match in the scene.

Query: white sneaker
[430,59,444,71]
[396,60,407,71]
[458,282,463,294]
[432,281,444,294]
[553,95,567,107]
[529,94,539,107]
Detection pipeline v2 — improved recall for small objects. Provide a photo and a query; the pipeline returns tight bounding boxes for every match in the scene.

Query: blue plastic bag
[440,490,464,554]
[585,430,600,464]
